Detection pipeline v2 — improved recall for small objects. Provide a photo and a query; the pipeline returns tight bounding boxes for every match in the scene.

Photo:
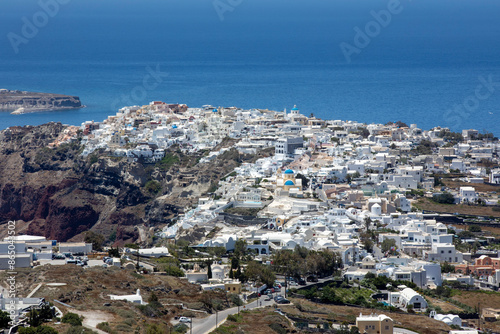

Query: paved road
[181,289,286,334]
[175,278,336,334]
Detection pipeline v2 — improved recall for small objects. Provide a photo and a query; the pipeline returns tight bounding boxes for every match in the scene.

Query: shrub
[468,225,482,233]
[226,314,240,322]
[269,323,287,334]
[433,192,455,204]
[64,326,95,334]
[144,180,162,194]
[97,322,117,334]
[172,324,188,333]
[19,327,58,334]
[61,312,82,326]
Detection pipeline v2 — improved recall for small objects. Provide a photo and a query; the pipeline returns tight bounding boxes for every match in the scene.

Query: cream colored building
[355,313,393,334]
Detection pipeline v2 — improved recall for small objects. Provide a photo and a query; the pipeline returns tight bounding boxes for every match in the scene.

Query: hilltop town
[1,102,500,334]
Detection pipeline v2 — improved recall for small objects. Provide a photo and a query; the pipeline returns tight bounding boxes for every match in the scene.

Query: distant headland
[0,89,83,114]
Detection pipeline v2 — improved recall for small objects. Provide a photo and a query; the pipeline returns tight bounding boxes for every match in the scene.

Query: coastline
[8,105,86,115]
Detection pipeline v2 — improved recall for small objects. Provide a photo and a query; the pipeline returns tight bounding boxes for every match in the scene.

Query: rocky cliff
[0,123,273,245]
[0,89,82,112]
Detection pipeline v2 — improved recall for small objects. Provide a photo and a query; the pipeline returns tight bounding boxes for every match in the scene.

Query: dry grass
[426,296,463,313]
[212,308,292,334]
[442,179,500,193]
[281,298,451,334]
[450,290,500,333]
[478,225,500,237]
[451,290,500,309]
[414,198,500,217]
[0,264,233,333]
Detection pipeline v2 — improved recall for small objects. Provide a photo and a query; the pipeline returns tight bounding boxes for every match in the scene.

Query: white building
[58,242,92,254]
[459,186,477,203]
[425,243,463,263]
[397,287,427,310]
[109,289,145,304]
[430,311,462,327]
[275,137,303,160]
[490,169,500,184]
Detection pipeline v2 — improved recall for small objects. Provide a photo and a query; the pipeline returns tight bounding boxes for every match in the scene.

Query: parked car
[179,317,191,323]
[298,278,306,285]
[277,298,290,304]
[66,259,77,264]
[306,275,318,282]
[274,295,284,302]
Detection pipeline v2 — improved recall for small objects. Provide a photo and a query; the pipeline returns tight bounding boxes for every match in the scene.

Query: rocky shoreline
[0,89,83,114]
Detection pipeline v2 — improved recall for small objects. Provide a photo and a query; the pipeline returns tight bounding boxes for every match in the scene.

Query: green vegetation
[89,154,99,165]
[136,293,165,318]
[171,324,188,333]
[432,192,455,204]
[297,282,374,308]
[223,207,260,216]
[468,225,482,233]
[411,139,437,155]
[156,153,180,171]
[97,322,116,334]
[296,173,309,188]
[0,311,9,328]
[26,304,54,327]
[63,326,97,334]
[84,231,105,251]
[386,121,409,128]
[380,238,397,254]
[437,130,464,144]
[154,257,185,277]
[433,176,445,188]
[272,246,343,279]
[441,261,455,273]
[19,326,58,334]
[242,261,275,287]
[61,312,83,326]
[144,180,162,194]
[361,273,416,292]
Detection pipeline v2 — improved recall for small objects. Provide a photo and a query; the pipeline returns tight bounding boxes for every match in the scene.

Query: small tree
[61,312,82,326]
[84,231,105,251]
[207,261,213,279]
[381,239,397,253]
[468,225,482,233]
[0,311,10,328]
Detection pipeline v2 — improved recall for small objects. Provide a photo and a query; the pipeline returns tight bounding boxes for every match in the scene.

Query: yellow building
[225,281,242,294]
[275,168,302,192]
[356,313,393,334]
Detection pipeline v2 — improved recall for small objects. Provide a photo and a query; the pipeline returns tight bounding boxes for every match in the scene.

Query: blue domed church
[275,168,302,197]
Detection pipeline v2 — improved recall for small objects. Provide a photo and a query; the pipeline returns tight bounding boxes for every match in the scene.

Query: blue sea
[0,0,499,135]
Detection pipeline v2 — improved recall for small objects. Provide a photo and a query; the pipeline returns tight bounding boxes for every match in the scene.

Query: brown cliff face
[0,90,82,110]
[0,123,273,245]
